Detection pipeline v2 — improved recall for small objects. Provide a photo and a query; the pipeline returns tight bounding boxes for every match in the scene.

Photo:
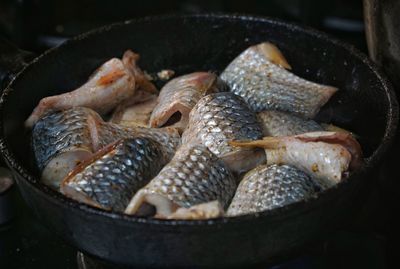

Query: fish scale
[98,122,180,157]
[182,92,262,157]
[257,110,323,136]
[220,42,337,118]
[32,107,99,171]
[61,137,171,212]
[32,107,181,190]
[125,144,236,216]
[227,164,319,216]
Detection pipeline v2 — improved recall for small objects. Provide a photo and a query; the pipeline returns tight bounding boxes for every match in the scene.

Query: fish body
[227,164,318,216]
[125,144,236,217]
[32,107,100,188]
[61,137,171,211]
[33,107,180,189]
[149,72,226,130]
[230,131,363,188]
[220,42,337,118]
[181,92,263,173]
[257,110,323,136]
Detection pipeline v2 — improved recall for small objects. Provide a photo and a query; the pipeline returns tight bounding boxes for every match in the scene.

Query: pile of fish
[27,42,363,220]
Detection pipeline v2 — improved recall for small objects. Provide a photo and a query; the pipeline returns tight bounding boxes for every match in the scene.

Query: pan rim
[0,13,398,227]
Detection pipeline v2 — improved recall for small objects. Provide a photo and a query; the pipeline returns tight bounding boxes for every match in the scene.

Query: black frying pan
[0,14,398,268]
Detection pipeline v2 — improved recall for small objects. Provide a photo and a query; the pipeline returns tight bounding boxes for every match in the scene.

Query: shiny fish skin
[257,110,323,136]
[150,72,227,130]
[33,107,180,189]
[182,92,262,157]
[32,107,98,171]
[98,123,180,157]
[230,131,363,188]
[32,107,100,188]
[61,137,171,211]
[124,144,237,217]
[220,42,338,118]
[227,164,318,216]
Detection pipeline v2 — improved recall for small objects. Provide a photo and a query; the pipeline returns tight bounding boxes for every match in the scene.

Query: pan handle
[0,37,35,90]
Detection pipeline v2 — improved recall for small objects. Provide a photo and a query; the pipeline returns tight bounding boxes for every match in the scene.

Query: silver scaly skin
[124,144,237,217]
[98,122,180,157]
[32,107,98,171]
[181,92,264,174]
[220,42,338,118]
[61,137,172,212]
[257,110,323,136]
[227,164,319,216]
[32,107,100,188]
[32,107,180,189]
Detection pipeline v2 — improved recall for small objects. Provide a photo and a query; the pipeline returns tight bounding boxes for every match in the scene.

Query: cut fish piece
[33,107,181,189]
[32,107,100,188]
[25,56,136,128]
[230,131,363,188]
[149,72,227,130]
[124,144,236,217]
[227,164,319,216]
[61,137,171,211]
[221,42,338,118]
[182,92,263,173]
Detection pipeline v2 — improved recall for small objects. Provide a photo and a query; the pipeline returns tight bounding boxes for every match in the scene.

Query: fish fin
[256,42,292,70]
[229,137,284,149]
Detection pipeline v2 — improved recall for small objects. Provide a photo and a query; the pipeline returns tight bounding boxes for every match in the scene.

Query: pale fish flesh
[230,131,363,188]
[149,72,227,131]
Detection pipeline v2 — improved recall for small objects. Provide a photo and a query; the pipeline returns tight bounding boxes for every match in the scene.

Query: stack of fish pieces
[27,42,363,220]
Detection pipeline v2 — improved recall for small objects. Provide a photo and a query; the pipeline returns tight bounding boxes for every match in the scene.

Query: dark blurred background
[0,0,398,268]
[0,0,366,53]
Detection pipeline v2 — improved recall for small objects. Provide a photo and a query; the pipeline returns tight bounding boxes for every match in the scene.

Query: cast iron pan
[0,14,398,268]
